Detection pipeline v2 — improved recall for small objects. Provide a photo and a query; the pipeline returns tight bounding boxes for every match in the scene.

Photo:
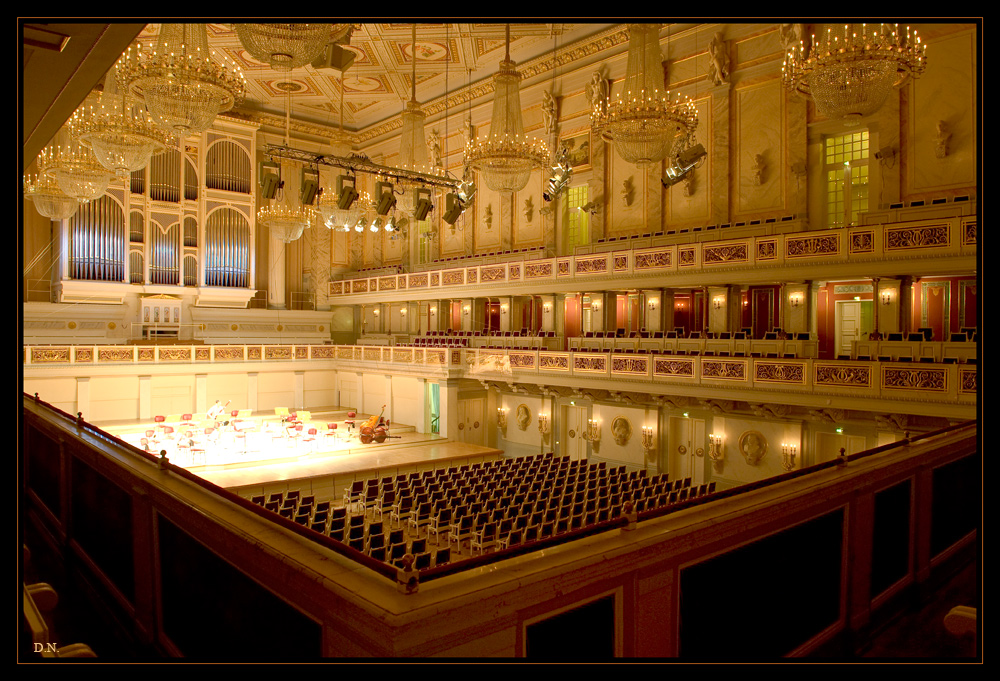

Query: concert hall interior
[20,21,980,661]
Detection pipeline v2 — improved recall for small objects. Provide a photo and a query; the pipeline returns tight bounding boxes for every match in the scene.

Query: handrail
[22,391,976,589]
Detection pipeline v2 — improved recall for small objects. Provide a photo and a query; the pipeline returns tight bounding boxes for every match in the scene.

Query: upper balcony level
[328,212,978,305]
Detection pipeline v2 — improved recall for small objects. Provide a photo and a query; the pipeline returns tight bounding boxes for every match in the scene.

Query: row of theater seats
[249,490,452,570]
[431,245,546,265]
[343,455,714,562]
[568,346,800,358]
[250,455,718,571]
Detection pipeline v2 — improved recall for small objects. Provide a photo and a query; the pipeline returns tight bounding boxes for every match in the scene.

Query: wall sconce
[880,290,893,305]
[582,418,601,443]
[542,303,552,313]
[647,299,658,310]
[781,443,798,471]
[788,292,803,309]
[641,426,655,454]
[372,309,380,317]
[708,433,725,473]
[675,301,686,310]
[500,304,508,315]
[713,296,725,310]
[497,407,507,430]
[537,413,550,437]
[463,305,471,316]
[399,308,407,316]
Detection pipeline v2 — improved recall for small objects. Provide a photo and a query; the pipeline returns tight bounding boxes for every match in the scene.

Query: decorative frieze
[962,219,977,245]
[754,361,805,384]
[509,352,535,369]
[352,280,368,293]
[248,347,262,360]
[379,277,396,291]
[679,247,696,267]
[363,347,382,362]
[756,239,778,261]
[885,223,950,250]
[575,256,608,274]
[481,266,505,282]
[195,347,211,361]
[525,262,552,279]
[573,354,607,372]
[959,368,976,393]
[539,353,569,370]
[442,270,464,285]
[703,242,749,264]
[850,230,875,254]
[653,357,694,376]
[265,346,292,360]
[31,347,71,363]
[408,273,428,288]
[702,359,746,380]
[295,347,308,360]
[611,355,648,374]
[634,249,671,270]
[882,366,948,392]
[785,234,840,258]
[393,348,413,363]
[159,347,191,361]
[74,348,93,363]
[613,254,628,271]
[814,364,872,387]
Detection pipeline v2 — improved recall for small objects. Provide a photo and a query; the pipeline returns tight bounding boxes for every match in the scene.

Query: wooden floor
[98,409,505,501]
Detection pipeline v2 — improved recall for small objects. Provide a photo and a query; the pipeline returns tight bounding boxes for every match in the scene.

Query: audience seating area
[247,454,715,572]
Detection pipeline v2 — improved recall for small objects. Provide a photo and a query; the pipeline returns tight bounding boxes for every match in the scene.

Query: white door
[837,301,861,357]
[561,405,588,460]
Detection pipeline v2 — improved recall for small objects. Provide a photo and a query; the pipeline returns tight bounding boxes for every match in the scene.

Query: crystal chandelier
[118,23,246,135]
[68,65,174,177]
[23,172,81,221]
[235,23,352,71]
[466,24,549,193]
[258,202,317,243]
[782,23,927,121]
[593,24,698,167]
[317,189,361,231]
[35,129,114,203]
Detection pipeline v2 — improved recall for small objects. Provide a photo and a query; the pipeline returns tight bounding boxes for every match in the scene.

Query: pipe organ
[69,195,125,281]
[150,222,180,285]
[204,208,250,288]
[206,139,252,194]
[150,147,181,203]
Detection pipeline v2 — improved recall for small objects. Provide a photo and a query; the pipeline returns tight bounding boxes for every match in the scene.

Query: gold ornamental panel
[539,353,569,371]
[265,346,292,360]
[785,233,840,258]
[701,359,747,381]
[653,357,694,377]
[884,223,950,251]
[573,354,607,372]
[881,366,948,392]
[74,348,93,363]
[634,249,671,270]
[31,347,71,363]
[814,364,872,388]
[754,361,806,384]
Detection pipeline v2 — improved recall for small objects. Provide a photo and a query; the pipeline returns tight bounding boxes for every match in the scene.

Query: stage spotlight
[412,187,433,221]
[662,143,706,188]
[457,179,476,203]
[259,160,280,199]
[543,149,572,201]
[375,181,397,215]
[353,218,365,233]
[443,192,466,225]
[300,167,320,205]
[336,175,359,210]
[370,217,381,232]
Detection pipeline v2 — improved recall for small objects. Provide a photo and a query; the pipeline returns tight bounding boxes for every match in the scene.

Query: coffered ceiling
[135,22,618,136]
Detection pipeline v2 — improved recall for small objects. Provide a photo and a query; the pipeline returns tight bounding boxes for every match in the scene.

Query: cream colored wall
[592,404,649,468]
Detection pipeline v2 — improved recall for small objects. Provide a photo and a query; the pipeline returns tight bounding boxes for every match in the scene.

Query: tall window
[565,185,589,251]
[825,130,869,228]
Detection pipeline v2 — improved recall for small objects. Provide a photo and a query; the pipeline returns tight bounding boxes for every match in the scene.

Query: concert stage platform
[100,408,505,505]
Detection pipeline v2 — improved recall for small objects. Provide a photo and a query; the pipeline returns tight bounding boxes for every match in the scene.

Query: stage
[100,408,505,503]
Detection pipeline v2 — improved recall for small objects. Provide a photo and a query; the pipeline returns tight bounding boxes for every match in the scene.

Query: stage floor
[99,409,504,495]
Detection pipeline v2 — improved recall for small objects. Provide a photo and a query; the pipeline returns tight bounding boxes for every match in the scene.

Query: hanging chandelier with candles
[258,201,317,243]
[23,172,81,221]
[466,24,549,193]
[593,23,698,168]
[117,23,247,136]
[235,23,352,71]
[35,128,115,203]
[782,23,927,121]
[68,64,174,177]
